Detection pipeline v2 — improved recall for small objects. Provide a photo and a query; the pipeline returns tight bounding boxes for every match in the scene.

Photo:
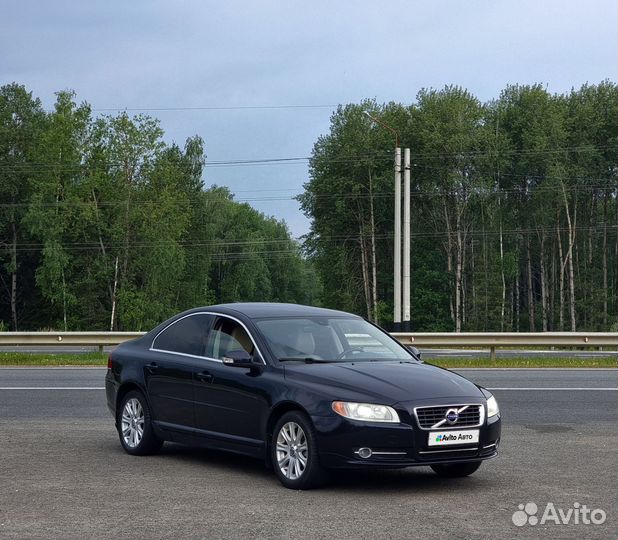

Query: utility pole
[363,111,403,329]
[403,148,411,331]
[394,147,402,330]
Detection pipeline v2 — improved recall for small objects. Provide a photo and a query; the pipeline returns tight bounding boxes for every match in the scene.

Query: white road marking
[0,386,616,392]
[0,366,105,369]
[455,367,618,371]
[0,387,105,390]
[487,387,618,391]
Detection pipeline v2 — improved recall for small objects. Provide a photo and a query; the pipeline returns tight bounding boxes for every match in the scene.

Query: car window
[152,314,214,356]
[256,318,343,360]
[255,317,413,361]
[337,319,396,355]
[207,317,257,360]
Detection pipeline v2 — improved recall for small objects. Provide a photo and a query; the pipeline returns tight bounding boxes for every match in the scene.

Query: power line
[0,144,614,173]
[5,224,616,253]
[0,153,392,172]
[0,184,615,209]
[90,104,339,112]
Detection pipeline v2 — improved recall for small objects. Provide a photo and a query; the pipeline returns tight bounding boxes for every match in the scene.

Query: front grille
[415,404,482,429]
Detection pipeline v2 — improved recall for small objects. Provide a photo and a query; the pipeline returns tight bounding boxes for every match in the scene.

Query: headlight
[332,401,400,423]
[486,395,499,417]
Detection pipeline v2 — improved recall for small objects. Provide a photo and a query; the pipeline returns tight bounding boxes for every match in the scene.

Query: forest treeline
[0,83,319,331]
[300,81,618,331]
[1,81,616,332]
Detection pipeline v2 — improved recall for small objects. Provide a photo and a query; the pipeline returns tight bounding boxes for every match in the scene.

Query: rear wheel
[272,411,328,489]
[117,390,163,456]
[430,461,481,477]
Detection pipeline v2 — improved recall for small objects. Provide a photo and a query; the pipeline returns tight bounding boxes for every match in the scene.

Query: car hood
[283,361,484,404]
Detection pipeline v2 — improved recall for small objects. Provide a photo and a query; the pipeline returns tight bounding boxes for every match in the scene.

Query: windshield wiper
[277,357,337,364]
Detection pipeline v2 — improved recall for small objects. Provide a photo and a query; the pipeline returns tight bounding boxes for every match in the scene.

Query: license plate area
[428,429,479,447]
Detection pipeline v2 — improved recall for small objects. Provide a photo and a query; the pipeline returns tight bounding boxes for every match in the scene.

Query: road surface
[0,368,616,539]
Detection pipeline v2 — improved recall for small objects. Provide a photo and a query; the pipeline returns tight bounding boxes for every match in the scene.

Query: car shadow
[154,443,489,493]
[159,442,273,479]
[326,467,489,494]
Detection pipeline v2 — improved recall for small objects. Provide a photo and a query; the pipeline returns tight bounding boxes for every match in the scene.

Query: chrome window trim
[413,403,485,431]
[150,348,223,363]
[149,311,266,365]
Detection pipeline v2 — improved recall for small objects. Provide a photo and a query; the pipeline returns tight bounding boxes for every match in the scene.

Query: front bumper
[313,402,501,469]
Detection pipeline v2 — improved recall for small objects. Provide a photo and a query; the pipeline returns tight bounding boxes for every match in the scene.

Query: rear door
[146,313,215,433]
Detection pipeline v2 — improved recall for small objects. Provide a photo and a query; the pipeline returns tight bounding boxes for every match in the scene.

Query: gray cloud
[1,0,615,235]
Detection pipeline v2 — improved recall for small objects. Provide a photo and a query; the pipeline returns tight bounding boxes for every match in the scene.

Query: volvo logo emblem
[445,408,459,425]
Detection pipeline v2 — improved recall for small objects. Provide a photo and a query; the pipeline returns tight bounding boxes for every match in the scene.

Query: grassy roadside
[0,352,108,366]
[0,352,615,367]
[428,356,617,368]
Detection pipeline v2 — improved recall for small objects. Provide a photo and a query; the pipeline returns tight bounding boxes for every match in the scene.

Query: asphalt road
[2,345,616,359]
[0,368,616,539]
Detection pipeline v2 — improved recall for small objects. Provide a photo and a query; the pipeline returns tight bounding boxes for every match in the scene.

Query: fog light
[357,447,372,459]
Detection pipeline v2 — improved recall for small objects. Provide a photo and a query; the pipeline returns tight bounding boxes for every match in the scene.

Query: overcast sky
[2,0,616,236]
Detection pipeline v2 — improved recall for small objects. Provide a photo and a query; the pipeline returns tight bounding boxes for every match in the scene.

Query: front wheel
[117,390,163,456]
[430,461,481,478]
[272,411,328,489]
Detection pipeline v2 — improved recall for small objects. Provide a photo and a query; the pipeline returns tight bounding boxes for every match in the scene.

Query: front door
[193,316,268,444]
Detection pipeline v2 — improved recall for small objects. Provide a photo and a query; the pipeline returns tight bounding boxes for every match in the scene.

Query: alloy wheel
[121,397,145,448]
[276,421,308,480]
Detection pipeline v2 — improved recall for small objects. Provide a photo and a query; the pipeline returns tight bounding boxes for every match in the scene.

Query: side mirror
[407,346,423,362]
[222,349,255,368]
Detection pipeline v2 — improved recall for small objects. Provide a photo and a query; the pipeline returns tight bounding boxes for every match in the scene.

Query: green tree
[24,90,91,330]
[0,83,46,329]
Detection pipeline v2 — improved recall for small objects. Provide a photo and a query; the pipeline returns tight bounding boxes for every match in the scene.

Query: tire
[430,461,482,478]
[117,390,163,456]
[271,411,328,489]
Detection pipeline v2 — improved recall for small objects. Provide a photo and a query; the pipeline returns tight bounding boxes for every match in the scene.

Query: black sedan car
[105,303,501,489]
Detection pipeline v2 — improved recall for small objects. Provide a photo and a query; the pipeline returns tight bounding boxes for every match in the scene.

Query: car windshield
[254,316,414,362]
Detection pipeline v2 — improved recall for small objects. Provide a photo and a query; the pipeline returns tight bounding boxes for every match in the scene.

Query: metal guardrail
[392,332,618,359]
[392,332,618,346]
[0,331,616,358]
[0,332,144,352]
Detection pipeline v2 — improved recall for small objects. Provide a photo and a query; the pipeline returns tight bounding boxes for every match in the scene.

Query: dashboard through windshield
[254,316,414,362]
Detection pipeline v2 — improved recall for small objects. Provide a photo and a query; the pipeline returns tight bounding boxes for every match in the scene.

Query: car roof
[194,302,360,320]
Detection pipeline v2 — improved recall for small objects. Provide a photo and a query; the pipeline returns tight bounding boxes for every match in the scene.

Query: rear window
[152,314,214,356]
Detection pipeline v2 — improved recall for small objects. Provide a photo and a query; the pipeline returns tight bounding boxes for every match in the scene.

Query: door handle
[196,371,213,383]
[146,362,159,373]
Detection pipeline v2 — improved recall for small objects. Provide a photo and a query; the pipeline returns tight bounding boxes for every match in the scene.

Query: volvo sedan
[105,303,501,489]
